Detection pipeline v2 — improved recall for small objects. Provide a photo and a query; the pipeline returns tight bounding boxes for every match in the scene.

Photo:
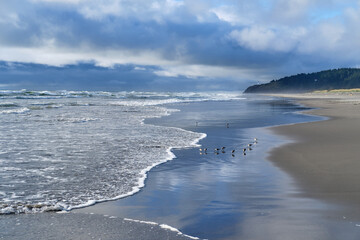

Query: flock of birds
[199,138,258,157]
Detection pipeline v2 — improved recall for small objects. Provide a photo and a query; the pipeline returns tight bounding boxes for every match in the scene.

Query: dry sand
[269,93,360,218]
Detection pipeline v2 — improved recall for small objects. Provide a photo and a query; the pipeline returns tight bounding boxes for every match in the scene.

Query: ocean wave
[0,89,245,103]
[0,107,30,114]
[0,102,20,108]
[0,133,206,215]
[0,100,206,215]
[56,117,99,123]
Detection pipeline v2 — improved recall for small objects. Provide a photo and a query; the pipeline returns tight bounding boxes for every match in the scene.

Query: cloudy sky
[0,0,359,91]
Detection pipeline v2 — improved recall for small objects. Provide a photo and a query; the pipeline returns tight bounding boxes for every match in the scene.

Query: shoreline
[268,93,360,219]
[74,98,344,240]
[5,97,360,239]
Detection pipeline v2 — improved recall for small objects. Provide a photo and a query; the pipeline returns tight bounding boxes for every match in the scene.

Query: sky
[0,0,360,91]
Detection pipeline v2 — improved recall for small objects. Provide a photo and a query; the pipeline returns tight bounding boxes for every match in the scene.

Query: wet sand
[269,93,360,219]
[0,212,196,240]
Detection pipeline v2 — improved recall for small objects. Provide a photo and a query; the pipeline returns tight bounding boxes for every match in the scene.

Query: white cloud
[134,66,146,71]
[298,22,345,54]
[272,0,311,23]
[0,43,271,83]
[0,13,22,28]
[0,45,170,67]
[153,64,265,81]
[229,27,277,52]
[77,0,185,22]
[211,6,254,26]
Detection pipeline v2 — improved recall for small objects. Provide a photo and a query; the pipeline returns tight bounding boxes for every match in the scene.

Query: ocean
[0,90,245,214]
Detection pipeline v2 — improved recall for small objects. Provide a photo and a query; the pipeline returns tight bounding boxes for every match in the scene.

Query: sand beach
[269,93,360,219]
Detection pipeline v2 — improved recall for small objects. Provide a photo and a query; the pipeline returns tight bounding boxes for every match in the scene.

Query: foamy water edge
[124,217,202,239]
[65,129,207,212]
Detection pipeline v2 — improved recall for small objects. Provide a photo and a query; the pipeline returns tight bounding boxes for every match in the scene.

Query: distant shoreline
[268,92,360,220]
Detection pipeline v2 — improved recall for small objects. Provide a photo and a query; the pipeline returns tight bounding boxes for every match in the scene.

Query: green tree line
[244,68,360,93]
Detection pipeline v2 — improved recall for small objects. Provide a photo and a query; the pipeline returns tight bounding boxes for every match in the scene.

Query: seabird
[248,143,253,147]
[231,150,235,153]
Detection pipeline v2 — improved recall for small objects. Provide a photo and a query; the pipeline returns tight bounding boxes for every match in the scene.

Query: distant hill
[244,68,360,93]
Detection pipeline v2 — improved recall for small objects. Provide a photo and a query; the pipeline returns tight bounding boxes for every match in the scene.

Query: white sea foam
[0,107,29,114]
[124,218,159,225]
[65,131,206,213]
[124,218,200,239]
[2,167,22,171]
[56,116,99,123]
[108,98,184,107]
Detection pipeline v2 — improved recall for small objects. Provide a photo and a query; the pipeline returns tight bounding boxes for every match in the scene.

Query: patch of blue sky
[310,1,359,23]
[310,9,343,23]
[257,0,272,11]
